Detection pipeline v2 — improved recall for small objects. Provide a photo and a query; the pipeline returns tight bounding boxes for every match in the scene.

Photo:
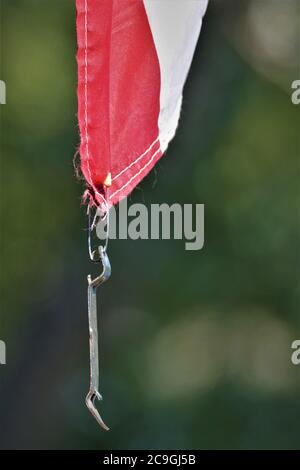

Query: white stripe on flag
[143,0,209,152]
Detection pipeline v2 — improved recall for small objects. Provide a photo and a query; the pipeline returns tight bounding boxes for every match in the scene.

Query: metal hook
[86,390,109,432]
[86,244,111,431]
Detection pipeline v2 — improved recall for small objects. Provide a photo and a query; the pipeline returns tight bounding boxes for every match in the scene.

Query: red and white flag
[76,0,209,208]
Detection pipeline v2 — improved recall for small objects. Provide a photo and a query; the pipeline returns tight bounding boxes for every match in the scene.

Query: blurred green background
[0,0,299,450]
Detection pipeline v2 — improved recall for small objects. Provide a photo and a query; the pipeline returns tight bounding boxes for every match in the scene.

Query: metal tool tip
[86,391,110,431]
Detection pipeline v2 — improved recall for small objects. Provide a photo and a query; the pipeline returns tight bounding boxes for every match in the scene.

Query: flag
[76,0,209,208]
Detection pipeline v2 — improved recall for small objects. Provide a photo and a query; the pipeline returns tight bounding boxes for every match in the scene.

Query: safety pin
[88,205,109,262]
[86,205,111,430]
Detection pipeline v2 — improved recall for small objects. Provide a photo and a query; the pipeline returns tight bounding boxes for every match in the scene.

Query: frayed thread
[82,187,108,217]
[73,148,84,180]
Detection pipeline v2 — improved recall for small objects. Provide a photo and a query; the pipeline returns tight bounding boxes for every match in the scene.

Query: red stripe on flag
[77,0,113,201]
[76,0,161,207]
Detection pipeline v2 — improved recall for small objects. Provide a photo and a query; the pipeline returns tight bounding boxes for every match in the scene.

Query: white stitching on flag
[112,137,160,182]
[110,146,162,200]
